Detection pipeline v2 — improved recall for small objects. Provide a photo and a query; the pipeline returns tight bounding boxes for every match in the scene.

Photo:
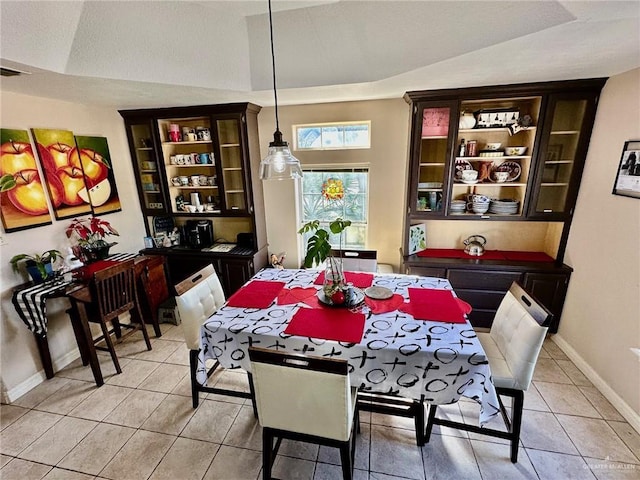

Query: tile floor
[1,325,639,480]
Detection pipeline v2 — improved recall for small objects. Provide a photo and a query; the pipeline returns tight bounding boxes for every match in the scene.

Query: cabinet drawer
[447,270,522,290]
[407,266,446,278]
[455,289,505,310]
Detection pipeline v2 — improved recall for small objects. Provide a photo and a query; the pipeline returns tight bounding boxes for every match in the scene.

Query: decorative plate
[364,286,394,300]
[492,161,521,182]
[317,287,365,308]
[454,159,473,181]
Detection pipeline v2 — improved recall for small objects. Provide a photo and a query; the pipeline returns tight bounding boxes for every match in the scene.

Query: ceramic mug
[199,175,208,186]
[169,131,180,142]
[494,171,509,183]
[197,128,211,141]
[171,177,181,186]
[199,153,210,164]
[191,153,200,164]
[461,169,478,181]
[190,175,200,186]
[179,176,189,186]
[170,155,178,165]
[185,204,196,213]
[207,176,216,186]
[186,132,197,142]
[176,154,185,165]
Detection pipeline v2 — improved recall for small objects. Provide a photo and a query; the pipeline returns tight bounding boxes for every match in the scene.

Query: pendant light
[259,0,303,180]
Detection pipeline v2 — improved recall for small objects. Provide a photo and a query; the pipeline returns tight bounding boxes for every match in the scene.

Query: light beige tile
[133,339,182,362]
[99,429,175,480]
[542,339,569,360]
[105,358,159,388]
[608,421,640,461]
[425,403,469,439]
[57,355,131,383]
[42,467,95,480]
[12,377,71,409]
[170,374,195,398]
[557,414,638,464]
[535,381,601,417]
[141,393,195,435]
[0,410,63,456]
[223,405,262,451]
[585,457,640,480]
[138,363,189,394]
[112,334,153,359]
[1,454,11,467]
[526,448,595,479]
[370,424,425,480]
[18,416,96,465]
[459,400,510,445]
[523,382,550,412]
[278,439,319,461]
[149,437,218,480]
[164,345,190,366]
[0,404,29,430]
[0,457,52,480]
[471,439,538,479]
[103,389,167,428]
[203,445,262,480]
[318,421,370,471]
[421,433,481,480]
[181,399,240,443]
[34,379,96,415]
[272,454,315,480]
[520,410,579,455]
[68,384,132,421]
[371,410,418,431]
[579,386,625,421]
[556,359,593,387]
[533,358,572,384]
[213,370,252,394]
[59,423,136,475]
[370,473,416,480]
[158,325,185,342]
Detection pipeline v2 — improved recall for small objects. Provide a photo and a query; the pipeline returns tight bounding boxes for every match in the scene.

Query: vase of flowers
[298,217,351,305]
[66,216,119,264]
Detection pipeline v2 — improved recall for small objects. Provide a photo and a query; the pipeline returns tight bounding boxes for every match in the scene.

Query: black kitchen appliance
[185,220,214,249]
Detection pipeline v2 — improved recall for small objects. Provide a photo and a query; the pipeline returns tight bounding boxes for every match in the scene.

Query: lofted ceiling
[0,0,639,109]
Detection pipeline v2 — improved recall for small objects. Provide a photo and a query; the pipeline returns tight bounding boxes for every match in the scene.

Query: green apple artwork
[0,129,53,231]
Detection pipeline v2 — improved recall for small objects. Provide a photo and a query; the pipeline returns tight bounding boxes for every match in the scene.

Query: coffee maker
[184,220,213,249]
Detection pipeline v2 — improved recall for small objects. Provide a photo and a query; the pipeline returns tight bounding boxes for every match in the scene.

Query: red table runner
[284,308,366,343]
[226,280,285,308]
[314,271,374,288]
[416,248,554,262]
[277,287,319,308]
[400,288,467,323]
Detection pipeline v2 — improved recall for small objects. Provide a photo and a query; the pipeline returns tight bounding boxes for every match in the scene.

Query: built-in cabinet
[403,79,606,331]
[119,103,268,294]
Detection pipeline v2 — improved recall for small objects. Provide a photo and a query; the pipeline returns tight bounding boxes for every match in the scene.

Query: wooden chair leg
[510,390,524,463]
[262,429,274,480]
[247,372,258,419]
[414,397,425,446]
[425,404,438,443]
[101,321,121,374]
[134,304,152,351]
[339,440,353,480]
[189,349,200,408]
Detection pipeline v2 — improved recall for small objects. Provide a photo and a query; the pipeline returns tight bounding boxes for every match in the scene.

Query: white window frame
[293,121,371,151]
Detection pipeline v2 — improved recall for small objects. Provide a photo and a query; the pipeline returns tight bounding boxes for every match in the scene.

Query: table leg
[67,307,89,365]
[33,333,54,379]
[69,298,104,387]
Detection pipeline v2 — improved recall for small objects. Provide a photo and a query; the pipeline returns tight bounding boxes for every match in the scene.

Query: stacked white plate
[450,200,466,214]
[489,199,519,215]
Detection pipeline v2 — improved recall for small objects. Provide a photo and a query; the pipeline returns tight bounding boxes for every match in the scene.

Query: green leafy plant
[298,218,351,268]
[9,249,62,280]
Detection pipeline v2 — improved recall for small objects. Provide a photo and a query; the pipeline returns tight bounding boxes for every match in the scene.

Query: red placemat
[226,280,285,308]
[365,294,405,314]
[314,271,374,288]
[284,308,365,343]
[73,260,118,281]
[400,288,467,323]
[502,251,554,262]
[277,287,318,305]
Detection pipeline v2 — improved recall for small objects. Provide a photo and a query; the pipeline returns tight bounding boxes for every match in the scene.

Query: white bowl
[486,142,502,151]
[505,146,527,156]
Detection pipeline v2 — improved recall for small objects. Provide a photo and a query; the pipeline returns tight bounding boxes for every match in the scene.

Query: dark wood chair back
[93,259,137,323]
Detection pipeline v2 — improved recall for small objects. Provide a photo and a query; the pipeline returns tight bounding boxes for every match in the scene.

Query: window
[299,168,369,252]
[294,122,370,150]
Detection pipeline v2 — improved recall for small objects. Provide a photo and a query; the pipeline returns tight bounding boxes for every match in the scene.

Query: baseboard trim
[2,348,81,404]
[551,334,640,434]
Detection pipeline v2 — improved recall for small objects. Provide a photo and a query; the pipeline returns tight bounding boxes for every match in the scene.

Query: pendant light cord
[268,0,280,133]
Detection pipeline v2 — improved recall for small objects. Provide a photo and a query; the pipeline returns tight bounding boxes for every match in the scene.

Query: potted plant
[10,249,62,284]
[298,217,351,304]
[66,216,119,263]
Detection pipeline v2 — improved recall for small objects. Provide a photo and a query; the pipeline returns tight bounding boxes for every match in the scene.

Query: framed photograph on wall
[612,140,640,199]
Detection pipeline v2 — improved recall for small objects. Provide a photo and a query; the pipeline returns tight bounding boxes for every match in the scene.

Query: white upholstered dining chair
[425,281,552,462]
[175,264,255,409]
[249,346,359,480]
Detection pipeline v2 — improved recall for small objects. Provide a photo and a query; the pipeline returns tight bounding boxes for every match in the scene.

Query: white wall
[0,91,146,401]
[558,68,640,418]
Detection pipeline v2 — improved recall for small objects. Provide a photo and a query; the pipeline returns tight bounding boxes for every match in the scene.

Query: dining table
[11,252,148,385]
[197,267,501,439]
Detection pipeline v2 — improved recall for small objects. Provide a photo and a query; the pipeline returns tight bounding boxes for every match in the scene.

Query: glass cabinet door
[411,103,454,215]
[215,116,247,213]
[127,121,166,214]
[530,94,596,217]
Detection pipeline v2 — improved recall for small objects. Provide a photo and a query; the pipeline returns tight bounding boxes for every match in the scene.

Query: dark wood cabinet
[402,79,605,331]
[120,103,268,295]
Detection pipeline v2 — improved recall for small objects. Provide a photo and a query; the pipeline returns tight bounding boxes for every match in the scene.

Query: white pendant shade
[260,142,303,180]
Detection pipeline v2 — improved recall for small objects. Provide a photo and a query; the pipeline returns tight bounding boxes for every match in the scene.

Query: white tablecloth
[198,268,500,425]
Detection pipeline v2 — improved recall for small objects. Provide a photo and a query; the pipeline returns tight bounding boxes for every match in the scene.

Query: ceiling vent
[1,67,29,77]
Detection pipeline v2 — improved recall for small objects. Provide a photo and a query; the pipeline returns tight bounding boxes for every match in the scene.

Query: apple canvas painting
[31,128,93,219]
[74,135,121,215]
[0,129,53,232]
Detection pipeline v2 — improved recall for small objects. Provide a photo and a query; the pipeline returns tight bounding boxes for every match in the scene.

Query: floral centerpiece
[66,216,119,263]
[298,217,351,304]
